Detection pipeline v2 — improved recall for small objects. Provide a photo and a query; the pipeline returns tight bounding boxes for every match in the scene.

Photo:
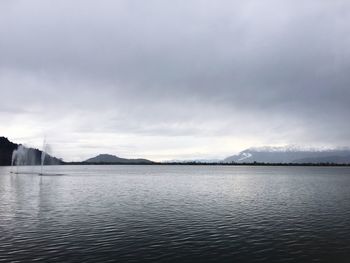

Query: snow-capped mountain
[223,146,350,164]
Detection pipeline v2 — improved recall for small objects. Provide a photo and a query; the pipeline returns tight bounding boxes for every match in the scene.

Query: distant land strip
[63,161,350,167]
[2,136,350,167]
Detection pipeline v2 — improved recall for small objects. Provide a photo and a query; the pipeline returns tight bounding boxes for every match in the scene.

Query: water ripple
[0,165,350,262]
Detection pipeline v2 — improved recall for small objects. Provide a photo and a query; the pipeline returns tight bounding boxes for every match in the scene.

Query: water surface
[1,165,350,262]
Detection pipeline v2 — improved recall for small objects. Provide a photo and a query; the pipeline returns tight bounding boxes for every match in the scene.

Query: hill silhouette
[84,154,154,164]
[0,137,62,166]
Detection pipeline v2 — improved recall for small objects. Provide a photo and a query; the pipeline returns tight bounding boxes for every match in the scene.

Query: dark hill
[84,154,153,164]
[0,137,18,166]
[0,136,62,166]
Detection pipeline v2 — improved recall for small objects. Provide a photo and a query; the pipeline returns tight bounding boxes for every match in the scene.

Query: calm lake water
[0,165,350,262]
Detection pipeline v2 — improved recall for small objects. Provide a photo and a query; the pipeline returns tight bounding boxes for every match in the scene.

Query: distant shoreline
[3,137,350,167]
[61,162,350,167]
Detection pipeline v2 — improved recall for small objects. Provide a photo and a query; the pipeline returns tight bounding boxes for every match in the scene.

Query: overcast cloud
[0,0,349,161]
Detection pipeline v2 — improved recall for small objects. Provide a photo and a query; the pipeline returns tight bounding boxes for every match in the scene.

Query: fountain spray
[41,139,47,175]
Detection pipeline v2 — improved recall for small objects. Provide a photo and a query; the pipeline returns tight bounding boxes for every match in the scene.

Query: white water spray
[11,150,16,173]
[11,145,31,174]
[41,139,47,175]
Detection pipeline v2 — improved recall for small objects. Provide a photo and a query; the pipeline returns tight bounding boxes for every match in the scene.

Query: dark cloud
[0,0,349,160]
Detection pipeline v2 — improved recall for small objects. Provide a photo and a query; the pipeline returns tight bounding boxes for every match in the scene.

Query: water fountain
[40,140,50,175]
[10,140,64,176]
[11,140,53,175]
[11,145,33,174]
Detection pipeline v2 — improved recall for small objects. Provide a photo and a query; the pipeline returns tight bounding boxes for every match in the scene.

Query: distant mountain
[223,146,350,164]
[84,154,154,164]
[0,136,63,166]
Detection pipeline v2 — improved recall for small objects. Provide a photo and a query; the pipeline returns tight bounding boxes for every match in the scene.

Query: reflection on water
[0,165,350,262]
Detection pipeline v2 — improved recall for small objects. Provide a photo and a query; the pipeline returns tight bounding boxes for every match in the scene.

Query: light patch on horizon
[0,0,349,161]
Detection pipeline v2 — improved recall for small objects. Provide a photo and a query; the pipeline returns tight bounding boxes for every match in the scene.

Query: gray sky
[0,0,349,161]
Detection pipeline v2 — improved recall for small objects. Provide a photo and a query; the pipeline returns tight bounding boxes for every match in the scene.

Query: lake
[0,165,350,262]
